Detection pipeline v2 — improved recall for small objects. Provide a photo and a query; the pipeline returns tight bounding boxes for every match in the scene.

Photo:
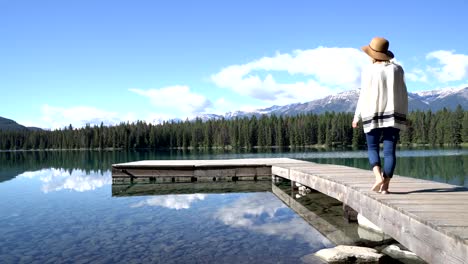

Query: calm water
[0,148,466,263]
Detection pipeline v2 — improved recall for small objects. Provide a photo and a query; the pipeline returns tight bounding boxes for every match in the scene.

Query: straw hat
[362,37,394,60]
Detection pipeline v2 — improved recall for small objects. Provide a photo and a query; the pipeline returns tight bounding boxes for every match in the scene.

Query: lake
[0,148,466,263]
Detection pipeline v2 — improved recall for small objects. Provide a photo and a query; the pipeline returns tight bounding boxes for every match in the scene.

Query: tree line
[0,106,466,150]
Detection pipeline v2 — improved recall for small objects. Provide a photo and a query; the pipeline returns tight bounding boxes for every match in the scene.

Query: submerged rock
[381,244,426,264]
[311,245,383,263]
[299,186,312,195]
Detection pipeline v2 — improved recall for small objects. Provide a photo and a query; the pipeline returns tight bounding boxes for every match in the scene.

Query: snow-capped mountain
[207,87,467,120]
[412,87,468,111]
[195,114,224,121]
[415,87,466,102]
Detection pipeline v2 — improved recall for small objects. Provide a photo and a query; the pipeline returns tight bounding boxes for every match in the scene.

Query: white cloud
[18,168,111,193]
[211,47,369,105]
[129,85,212,118]
[40,104,125,129]
[130,194,206,210]
[406,68,428,82]
[426,50,468,82]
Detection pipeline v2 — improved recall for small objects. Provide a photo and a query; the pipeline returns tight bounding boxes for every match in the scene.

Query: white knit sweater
[353,62,408,133]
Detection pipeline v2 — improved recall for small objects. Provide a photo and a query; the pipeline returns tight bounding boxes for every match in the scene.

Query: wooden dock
[112,158,468,264]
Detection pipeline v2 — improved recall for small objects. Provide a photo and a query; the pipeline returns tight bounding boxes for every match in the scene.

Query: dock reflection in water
[112,175,394,249]
[272,176,394,247]
[112,179,272,196]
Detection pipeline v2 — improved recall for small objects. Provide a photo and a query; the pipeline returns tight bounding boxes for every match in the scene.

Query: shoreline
[1,143,467,152]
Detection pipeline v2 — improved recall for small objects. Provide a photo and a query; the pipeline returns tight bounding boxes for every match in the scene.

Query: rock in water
[382,244,425,264]
[313,245,383,263]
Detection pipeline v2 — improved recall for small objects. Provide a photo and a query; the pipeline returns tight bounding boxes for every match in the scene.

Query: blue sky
[1,0,468,129]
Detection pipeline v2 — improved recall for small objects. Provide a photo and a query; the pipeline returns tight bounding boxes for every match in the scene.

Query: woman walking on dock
[352,37,408,194]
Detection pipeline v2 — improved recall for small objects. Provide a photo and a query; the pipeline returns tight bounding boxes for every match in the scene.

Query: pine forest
[1,106,467,150]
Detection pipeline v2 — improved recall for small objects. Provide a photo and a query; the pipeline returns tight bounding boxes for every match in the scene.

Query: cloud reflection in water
[18,168,111,193]
[215,193,333,249]
[130,194,206,210]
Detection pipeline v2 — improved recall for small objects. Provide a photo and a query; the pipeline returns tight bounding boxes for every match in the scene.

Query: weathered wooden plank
[410,212,468,219]
[372,186,466,191]
[398,205,468,211]
[443,227,468,240]
[117,158,306,166]
[404,209,468,214]
[364,191,468,197]
[385,200,468,205]
[427,219,468,227]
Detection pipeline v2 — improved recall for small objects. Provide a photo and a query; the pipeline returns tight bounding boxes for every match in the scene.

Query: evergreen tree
[463,111,468,143]
[1,108,466,150]
[452,105,464,145]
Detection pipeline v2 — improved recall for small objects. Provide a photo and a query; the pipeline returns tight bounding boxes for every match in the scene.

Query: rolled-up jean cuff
[369,162,381,169]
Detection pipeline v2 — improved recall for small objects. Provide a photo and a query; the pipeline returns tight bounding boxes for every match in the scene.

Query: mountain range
[198,87,468,120]
[1,87,467,130]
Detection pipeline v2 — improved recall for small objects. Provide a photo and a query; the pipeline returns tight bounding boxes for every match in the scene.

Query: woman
[352,37,408,194]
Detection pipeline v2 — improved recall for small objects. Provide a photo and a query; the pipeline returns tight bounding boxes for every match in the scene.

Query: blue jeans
[365,127,400,178]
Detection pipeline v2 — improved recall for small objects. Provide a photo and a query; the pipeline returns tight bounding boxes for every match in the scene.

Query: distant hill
[27,126,43,131]
[0,116,28,131]
[0,117,44,131]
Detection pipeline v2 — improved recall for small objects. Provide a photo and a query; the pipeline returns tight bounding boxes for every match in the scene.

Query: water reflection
[112,181,272,196]
[6,149,462,263]
[215,193,286,227]
[214,192,333,251]
[130,194,206,209]
[17,168,111,193]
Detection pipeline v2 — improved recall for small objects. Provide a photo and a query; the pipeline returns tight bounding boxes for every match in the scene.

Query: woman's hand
[352,121,358,128]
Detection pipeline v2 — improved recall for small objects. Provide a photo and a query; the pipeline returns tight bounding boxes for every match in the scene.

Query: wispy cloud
[406,68,428,82]
[129,85,212,118]
[426,50,468,82]
[40,104,130,130]
[211,47,369,105]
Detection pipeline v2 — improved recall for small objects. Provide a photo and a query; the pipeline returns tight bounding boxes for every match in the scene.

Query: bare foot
[372,181,384,192]
[379,178,391,194]
[371,167,384,192]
